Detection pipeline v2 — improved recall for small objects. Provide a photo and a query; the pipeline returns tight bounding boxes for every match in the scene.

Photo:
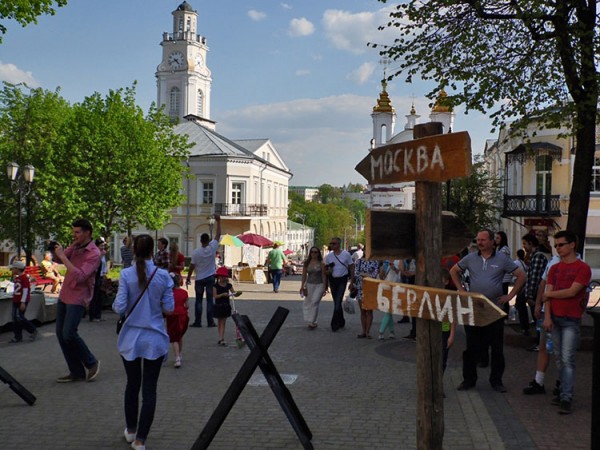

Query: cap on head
[10,261,26,270]
[215,266,229,278]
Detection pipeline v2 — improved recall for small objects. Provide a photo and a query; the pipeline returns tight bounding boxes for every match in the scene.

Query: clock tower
[156,1,212,124]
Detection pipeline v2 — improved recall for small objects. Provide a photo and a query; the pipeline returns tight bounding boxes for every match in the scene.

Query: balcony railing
[214,203,268,217]
[503,195,561,217]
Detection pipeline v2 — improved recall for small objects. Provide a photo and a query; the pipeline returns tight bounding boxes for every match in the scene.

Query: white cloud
[280,3,292,10]
[347,62,376,85]
[0,62,39,87]
[295,69,311,77]
[322,7,397,54]
[288,18,315,37]
[247,10,266,21]
[218,95,374,185]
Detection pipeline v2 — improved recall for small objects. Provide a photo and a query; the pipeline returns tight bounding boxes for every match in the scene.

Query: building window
[197,89,203,117]
[592,155,600,193]
[186,17,191,32]
[585,237,600,271]
[232,183,243,204]
[170,87,180,120]
[202,182,213,204]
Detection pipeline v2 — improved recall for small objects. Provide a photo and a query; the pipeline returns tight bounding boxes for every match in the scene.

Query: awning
[505,142,563,165]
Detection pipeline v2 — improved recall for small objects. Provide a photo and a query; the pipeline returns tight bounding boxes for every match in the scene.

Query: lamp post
[293,213,306,259]
[208,215,215,239]
[7,162,35,262]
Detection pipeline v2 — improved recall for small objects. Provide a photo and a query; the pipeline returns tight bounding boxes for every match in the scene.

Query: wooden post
[414,122,444,449]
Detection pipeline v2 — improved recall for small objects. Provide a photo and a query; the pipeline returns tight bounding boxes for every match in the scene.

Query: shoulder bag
[116,267,158,335]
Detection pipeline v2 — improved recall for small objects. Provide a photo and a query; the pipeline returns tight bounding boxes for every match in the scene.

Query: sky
[0,0,497,186]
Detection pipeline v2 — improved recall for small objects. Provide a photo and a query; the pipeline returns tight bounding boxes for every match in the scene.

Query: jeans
[328,275,347,331]
[11,303,36,340]
[122,356,164,443]
[270,269,283,292]
[462,318,505,386]
[194,275,215,325]
[56,301,97,379]
[552,316,581,402]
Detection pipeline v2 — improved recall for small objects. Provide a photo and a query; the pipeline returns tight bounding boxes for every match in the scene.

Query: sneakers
[56,374,85,383]
[457,381,475,391]
[29,329,38,341]
[559,400,572,415]
[389,332,396,339]
[130,442,145,450]
[378,334,385,341]
[87,361,100,382]
[523,380,545,395]
[551,395,561,406]
[8,337,22,344]
[174,357,182,368]
[124,428,136,443]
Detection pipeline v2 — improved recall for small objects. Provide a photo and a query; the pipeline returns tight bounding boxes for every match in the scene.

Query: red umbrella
[237,233,273,248]
[283,249,294,256]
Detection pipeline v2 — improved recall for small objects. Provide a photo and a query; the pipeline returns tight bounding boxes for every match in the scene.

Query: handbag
[116,268,158,335]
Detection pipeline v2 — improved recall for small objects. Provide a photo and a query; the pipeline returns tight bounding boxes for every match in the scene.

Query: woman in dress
[354,255,380,339]
[299,246,327,329]
[113,234,174,450]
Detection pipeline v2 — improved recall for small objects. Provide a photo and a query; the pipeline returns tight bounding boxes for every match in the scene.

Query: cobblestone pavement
[0,276,593,449]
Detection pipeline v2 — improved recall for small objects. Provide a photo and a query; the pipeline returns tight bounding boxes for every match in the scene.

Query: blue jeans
[552,316,581,402]
[270,269,282,292]
[11,303,36,340]
[194,275,215,325]
[122,356,163,443]
[56,301,97,379]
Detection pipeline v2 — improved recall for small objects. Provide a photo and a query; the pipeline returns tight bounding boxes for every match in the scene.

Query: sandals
[357,334,372,339]
[218,340,228,347]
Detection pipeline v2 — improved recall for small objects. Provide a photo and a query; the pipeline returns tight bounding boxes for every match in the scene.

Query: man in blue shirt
[450,229,526,393]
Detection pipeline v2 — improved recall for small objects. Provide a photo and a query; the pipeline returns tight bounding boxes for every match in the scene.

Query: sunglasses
[310,250,319,253]
[554,242,571,248]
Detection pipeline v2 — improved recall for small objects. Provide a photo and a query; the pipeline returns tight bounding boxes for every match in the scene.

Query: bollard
[586,308,600,449]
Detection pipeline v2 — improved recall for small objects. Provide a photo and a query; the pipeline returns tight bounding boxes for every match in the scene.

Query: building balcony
[502,195,561,217]
[214,203,268,217]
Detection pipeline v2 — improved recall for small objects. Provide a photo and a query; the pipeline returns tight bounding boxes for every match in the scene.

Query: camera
[48,241,59,252]
[326,262,335,269]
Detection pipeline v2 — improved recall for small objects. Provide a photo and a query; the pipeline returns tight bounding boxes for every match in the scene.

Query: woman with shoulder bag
[300,246,328,329]
[112,234,174,450]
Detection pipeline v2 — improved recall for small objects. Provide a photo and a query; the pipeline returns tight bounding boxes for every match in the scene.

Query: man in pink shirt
[52,219,102,383]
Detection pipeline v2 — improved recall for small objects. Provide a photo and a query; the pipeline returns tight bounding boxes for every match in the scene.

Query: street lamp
[207,215,215,239]
[7,162,35,262]
[293,213,306,258]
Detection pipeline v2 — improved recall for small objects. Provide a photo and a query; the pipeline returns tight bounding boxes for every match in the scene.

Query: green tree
[0,83,74,262]
[374,0,599,252]
[443,157,503,235]
[0,0,68,43]
[64,84,191,239]
[318,183,342,203]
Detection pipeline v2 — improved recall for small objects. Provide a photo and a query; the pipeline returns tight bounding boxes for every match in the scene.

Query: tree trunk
[567,104,597,255]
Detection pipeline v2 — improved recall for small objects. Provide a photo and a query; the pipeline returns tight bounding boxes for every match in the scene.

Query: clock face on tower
[194,53,204,69]
[168,51,185,69]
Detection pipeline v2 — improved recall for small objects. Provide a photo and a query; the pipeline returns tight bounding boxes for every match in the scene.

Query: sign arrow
[361,277,506,327]
[355,131,471,184]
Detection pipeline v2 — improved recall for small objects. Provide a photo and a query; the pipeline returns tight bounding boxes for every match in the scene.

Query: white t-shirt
[325,251,353,278]
[190,240,219,280]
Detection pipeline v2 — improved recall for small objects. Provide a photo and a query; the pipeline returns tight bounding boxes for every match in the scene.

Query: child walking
[213,266,237,346]
[8,261,38,343]
[166,273,189,368]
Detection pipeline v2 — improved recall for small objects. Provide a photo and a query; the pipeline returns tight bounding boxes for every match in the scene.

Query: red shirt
[172,288,188,316]
[60,241,101,306]
[547,259,591,318]
[12,273,31,305]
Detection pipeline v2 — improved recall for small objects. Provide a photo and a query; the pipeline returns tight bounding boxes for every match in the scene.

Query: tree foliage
[443,156,503,235]
[0,82,190,258]
[373,0,599,252]
[0,0,67,43]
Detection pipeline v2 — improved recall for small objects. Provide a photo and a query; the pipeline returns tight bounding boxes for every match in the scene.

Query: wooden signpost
[365,209,472,260]
[362,277,506,327]
[356,122,472,450]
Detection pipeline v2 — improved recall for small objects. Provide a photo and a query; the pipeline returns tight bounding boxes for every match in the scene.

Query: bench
[24,266,54,291]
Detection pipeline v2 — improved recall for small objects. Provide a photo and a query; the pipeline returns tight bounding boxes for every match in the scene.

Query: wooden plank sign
[355,131,471,184]
[361,277,506,327]
[365,209,473,260]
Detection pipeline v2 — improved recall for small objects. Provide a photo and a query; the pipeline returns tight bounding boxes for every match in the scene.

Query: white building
[118,1,292,267]
[289,186,320,202]
[286,220,315,260]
